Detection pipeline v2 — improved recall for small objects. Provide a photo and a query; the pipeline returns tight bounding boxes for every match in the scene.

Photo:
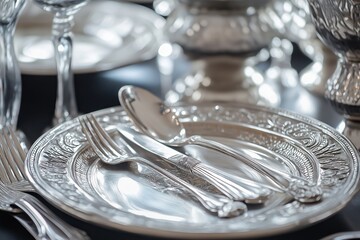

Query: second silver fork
[0,127,90,240]
[79,114,247,218]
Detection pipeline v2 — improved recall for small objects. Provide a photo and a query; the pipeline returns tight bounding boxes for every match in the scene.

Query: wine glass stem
[0,21,22,129]
[52,14,77,125]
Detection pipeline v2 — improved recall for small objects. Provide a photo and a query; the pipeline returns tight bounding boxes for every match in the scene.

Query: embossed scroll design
[40,128,151,222]
[41,129,88,204]
[39,115,135,213]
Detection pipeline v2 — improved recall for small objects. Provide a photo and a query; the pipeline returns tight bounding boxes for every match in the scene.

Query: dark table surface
[1,41,359,240]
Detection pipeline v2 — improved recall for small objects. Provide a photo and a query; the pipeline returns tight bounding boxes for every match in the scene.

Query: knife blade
[117,126,202,171]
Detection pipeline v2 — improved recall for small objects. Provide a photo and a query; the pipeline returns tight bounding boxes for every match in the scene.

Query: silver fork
[0,127,90,240]
[0,128,34,192]
[79,114,247,218]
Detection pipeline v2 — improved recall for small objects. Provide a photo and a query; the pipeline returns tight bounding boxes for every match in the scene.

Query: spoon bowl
[118,85,322,203]
[119,86,185,144]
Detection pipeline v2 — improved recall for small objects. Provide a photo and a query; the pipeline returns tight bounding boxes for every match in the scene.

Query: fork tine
[0,129,21,183]
[79,116,106,158]
[4,127,26,178]
[8,127,26,162]
[87,115,124,155]
[0,141,12,184]
[79,116,116,160]
[86,115,122,157]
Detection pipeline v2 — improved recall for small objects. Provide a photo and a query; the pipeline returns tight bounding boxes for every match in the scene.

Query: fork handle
[14,213,44,240]
[13,194,89,240]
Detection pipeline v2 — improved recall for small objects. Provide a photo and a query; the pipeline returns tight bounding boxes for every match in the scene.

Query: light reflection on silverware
[79,114,247,218]
[119,85,323,203]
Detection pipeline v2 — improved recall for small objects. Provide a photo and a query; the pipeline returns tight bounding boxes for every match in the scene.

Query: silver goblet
[307,0,360,120]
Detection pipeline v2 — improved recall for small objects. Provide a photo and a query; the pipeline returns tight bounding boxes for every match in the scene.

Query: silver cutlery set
[79,114,247,218]
[19,97,360,239]
[0,84,335,239]
[76,85,324,219]
[118,86,323,204]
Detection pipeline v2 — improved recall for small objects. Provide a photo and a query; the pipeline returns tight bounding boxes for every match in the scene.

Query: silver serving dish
[25,104,360,239]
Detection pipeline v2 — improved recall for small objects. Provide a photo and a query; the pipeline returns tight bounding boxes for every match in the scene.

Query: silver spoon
[118,85,322,203]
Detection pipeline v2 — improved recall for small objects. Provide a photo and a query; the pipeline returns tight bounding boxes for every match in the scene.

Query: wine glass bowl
[33,0,88,125]
[33,0,87,14]
[307,0,360,120]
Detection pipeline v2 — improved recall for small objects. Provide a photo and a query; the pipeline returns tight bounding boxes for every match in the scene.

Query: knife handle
[168,155,201,171]
[187,135,322,203]
[168,154,270,203]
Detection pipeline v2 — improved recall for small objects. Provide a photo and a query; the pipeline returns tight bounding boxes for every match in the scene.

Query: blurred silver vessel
[271,0,337,96]
[307,0,360,121]
[298,38,337,95]
[160,0,280,106]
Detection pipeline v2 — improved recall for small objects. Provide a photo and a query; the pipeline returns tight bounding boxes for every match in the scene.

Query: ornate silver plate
[15,1,164,75]
[25,104,360,239]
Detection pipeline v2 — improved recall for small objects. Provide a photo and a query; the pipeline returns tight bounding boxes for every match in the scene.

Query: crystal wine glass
[0,0,25,130]
[33,0,88,125]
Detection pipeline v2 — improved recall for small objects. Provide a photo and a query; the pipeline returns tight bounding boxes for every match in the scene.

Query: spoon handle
[187,135,322,203]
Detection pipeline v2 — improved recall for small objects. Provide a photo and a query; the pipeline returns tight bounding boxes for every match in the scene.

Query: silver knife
[117,126,272,203]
